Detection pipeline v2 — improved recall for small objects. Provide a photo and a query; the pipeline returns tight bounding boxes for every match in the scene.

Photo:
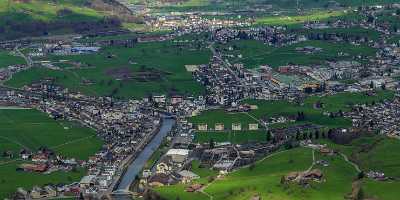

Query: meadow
[194,130,267,144]
[157,147,359,200]
[189,90,394,144]
[157,143,400,200]
[0,51,25,69]
[0,108,102,199]
[0,0,106,39]
[322,136,400,179]
[7,40,212,98]
[0,109,102,160]
[216,39,376,69]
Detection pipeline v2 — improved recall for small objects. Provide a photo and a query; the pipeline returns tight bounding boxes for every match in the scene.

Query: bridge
[110,189,135,200]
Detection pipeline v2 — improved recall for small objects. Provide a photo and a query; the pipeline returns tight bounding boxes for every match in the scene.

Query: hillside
[0,0,138,40]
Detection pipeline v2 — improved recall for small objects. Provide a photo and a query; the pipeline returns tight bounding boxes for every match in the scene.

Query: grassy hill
[0,0,127,40]
[132,0,399,13]
[157,140,400,200]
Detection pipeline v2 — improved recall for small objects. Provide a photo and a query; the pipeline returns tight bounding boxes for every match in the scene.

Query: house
[31,153,48,163]
[20,163,48,173]
[156,162,172,174]
[215,123,224,131]
[178,170,200,183]
[171,96,183,105]
[249,123,259,130]
[148,173,177,187]
[232,123,242,131]
[30,186,57,199]
[79,175,96,188]
[197,123,208,131]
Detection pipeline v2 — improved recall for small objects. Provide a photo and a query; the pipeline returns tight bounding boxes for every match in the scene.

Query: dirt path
[339,152,361,173]
[51,135,95,150]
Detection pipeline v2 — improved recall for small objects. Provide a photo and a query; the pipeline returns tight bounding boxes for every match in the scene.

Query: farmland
[0,109,102,160]
[216,39,376,69]
[0,108,102,199]
[0,51,25,69]
[6,41,212,98]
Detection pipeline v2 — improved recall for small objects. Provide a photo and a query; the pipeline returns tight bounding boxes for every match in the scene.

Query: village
[0,2,400,200]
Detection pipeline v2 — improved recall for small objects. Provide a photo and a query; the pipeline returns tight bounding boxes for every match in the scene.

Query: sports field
[0,108,102,199]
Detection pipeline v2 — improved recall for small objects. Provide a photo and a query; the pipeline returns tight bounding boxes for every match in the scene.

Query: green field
[157,147,357,200]
[7,41,212,98]
[189,91,394,143]
[0,0,115,39]
[295,27,381,41]
[0,51,25,69]
[190,109,259,128]
[0,109,102,160]
[194,130,268,144]
[0,163,86,200]
[157,145,400,200]
[216,39,376,68]
[322,136,400,178]
[0,108,102,199]
[148,0,398,13]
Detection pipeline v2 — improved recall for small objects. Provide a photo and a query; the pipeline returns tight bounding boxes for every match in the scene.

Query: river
[115,116,176,191]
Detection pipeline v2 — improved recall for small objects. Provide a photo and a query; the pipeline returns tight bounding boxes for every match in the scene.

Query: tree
[381,83,386,90]
[315,130,320,140]
[209,138,215,149]
[266,131,272,141]
[357,171,365,180]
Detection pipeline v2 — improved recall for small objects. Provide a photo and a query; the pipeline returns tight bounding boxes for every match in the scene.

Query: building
[79,175,96,188]
[178,170,200,183]
[30,186,57,199]
[215,123,224,131]
[166,149,190,163]
[232,123,242,131]
[249,123,259,130]
[197,123,208,131]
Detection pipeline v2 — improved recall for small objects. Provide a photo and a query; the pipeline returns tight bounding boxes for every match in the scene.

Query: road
[209,43,246,86]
